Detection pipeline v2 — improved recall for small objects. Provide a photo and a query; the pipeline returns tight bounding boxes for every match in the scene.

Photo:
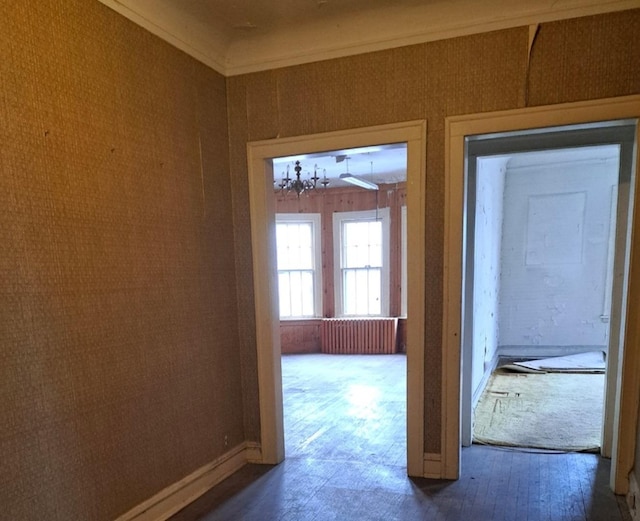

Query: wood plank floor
[170,354,630,521]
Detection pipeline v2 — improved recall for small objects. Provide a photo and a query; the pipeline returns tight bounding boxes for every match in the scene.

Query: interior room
[273,145,407,354]
[467,144,621,452]
[3,1,640,520]
[272,145,408,471]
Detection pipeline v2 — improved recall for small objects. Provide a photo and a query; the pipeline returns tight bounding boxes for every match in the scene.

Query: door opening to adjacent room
[272,144,409,467]
[246,121,427,476]
[460,121,637,458]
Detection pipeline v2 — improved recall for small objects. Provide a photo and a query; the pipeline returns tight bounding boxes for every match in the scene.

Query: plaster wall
[472,157,507,395]
[498,153,619,349]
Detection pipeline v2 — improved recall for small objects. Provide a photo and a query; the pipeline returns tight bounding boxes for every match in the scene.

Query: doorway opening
[246,121,427,477]
[272,144,408,466]
[461,124,636,454]
[443,97,640,491]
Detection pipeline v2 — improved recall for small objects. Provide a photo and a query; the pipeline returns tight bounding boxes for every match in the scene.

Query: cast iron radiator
[321,318,398,354]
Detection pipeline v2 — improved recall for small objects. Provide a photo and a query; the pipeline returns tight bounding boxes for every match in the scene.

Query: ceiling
[272,143,620,192]
[97,0,635,76]
[273,144,408,190]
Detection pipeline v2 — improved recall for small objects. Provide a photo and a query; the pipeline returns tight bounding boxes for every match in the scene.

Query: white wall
[472,157,507,395]
[498,147,619,351]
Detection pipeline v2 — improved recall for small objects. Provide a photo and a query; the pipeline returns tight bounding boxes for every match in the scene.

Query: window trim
[275,213,322,319]
[401,205,408,318]
[333,208,390,317]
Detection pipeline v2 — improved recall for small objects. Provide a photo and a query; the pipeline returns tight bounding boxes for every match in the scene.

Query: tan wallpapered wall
[227,10,640,452]
[3,2,640,518]
[2,1,244,520]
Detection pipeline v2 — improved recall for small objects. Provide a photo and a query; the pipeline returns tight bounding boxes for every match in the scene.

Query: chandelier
[276,160,329,197]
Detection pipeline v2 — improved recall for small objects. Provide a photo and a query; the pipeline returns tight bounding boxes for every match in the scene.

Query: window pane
[340,219,384,315]
[297,223,313,268]
[278,272,291,317]
[343,220,382,268]
[276,216,320,318]
[342,267,381,316]
[368,269,381,315]
[289,271,303,315]
[355,269,369,315]
[343,269,356,315]
[276,224,289,268]
[300,271,314,316]
[278,269,315,318]
[368,221,382,267]
[277,222,313,270]
[343,222,356,267]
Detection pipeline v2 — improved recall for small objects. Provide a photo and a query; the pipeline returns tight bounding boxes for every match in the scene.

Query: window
[333,209,390,316]
[276,214,322,318]
[401,205,407,317]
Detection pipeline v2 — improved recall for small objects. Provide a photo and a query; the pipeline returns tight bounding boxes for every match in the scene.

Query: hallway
[171,354,630,520]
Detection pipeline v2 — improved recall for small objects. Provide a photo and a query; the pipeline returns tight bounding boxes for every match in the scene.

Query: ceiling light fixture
[338,158,378,190]
[276,160,329,197]
[339,173,379,190]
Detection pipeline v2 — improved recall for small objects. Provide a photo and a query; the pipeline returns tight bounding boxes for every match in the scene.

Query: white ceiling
[273,143,408,190]
[272,143,620,191]
[97,0,636,76]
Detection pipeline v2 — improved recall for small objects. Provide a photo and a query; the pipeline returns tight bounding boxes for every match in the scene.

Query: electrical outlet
[224,435,229,447]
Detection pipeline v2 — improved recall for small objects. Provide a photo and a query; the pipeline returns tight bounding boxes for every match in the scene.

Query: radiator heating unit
[321,318,398,354]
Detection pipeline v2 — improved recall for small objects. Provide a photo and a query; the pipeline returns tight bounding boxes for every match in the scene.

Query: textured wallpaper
[3,0,640,518]
[2,1,243,519]
[227,9,640,454]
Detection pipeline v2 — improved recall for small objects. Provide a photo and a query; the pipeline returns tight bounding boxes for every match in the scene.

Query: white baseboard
[472,351,500,409]
[423,453,442,479]
[115,442,256,521]
[498,345,607,359]
[628,470,640,521]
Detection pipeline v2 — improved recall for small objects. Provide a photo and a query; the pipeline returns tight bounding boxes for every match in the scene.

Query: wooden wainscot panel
[396,318,407,353]
[280,319,322,354]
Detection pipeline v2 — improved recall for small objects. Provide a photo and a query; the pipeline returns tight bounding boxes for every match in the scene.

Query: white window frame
[401,205,408,317]
[333,208,390,317]
[275,213,322,319]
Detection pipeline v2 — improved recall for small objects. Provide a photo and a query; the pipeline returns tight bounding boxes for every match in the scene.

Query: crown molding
[225,0,639,76]
[98,0,638,77]
[97,0,228,74]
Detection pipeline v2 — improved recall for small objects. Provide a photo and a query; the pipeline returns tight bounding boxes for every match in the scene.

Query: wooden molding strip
[245,441,263,463]
[423,453,443,479]
[115,443,254,521]
[628,470,640,521]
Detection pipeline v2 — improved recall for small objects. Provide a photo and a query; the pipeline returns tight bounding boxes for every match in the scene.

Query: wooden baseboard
[115,443,255,521]
[628,470,640,521]
[245,441,262,463]
[423,453,442,478]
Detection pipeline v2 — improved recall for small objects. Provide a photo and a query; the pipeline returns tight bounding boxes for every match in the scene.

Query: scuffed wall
[227,9,640,453]
[499,152,619,350]
[472,157,507,396]
[2,1,243,519]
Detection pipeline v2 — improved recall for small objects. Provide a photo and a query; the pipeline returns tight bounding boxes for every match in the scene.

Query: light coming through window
[276,215,321,318]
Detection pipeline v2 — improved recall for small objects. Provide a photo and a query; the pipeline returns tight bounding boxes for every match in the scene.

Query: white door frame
[444,95,640,492]
[460,121,636,451]
[247,121,429,476]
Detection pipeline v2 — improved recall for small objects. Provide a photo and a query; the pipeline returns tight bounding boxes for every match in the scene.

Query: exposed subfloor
[170,353,630,521]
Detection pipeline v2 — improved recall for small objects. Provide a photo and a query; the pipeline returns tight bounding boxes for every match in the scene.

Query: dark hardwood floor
[170,354,630,521]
